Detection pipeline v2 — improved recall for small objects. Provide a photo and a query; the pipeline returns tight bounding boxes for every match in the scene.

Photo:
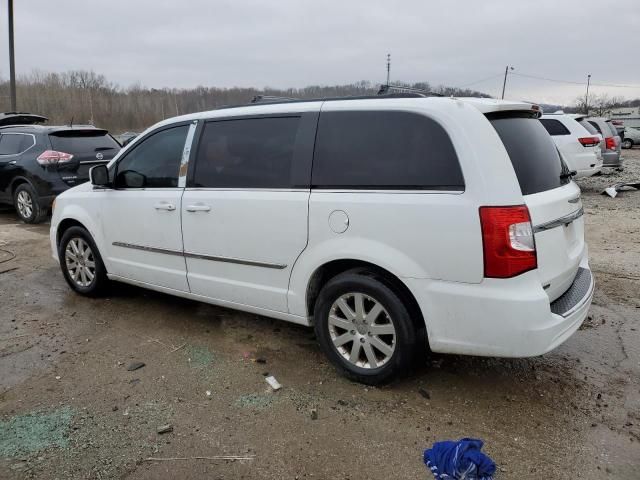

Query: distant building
[608,107,640,128]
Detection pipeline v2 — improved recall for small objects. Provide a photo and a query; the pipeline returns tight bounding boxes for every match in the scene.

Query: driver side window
[115,125,188,188]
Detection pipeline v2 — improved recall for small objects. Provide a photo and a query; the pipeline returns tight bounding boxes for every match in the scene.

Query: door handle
[154,202,176,211]
[185,204,211,213]
[9,161,17,165]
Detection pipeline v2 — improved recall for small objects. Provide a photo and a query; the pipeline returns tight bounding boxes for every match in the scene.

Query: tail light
[479,205,537,278]
[578,136,600,147]
[36,150,74,165]
[605,137,616,150]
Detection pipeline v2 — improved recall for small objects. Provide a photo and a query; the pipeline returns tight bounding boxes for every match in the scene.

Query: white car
[50,96,594,384]
[540,112,602,178]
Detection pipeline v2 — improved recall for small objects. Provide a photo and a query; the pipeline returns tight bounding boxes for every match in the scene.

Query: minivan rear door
[490,113,586,301]
[48,129,121,186]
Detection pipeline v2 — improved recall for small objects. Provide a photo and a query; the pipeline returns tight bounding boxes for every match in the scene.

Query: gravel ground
[1,149,639,479]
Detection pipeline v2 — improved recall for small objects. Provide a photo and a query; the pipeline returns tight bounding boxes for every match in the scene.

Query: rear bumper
[602,151,622,167]
[406,254,593,358]
[574,164,602,178]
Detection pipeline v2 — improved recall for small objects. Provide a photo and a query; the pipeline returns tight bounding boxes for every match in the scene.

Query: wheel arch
[10,176,34,195]
[305,259,426,334]
[56,218,89,250]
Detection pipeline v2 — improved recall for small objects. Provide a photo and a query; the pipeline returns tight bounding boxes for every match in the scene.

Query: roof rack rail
[251,95,298,104]
[377,84,443,97]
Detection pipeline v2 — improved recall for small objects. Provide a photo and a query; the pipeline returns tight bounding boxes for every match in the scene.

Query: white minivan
[539,112,602,178]
[50,95,594,384]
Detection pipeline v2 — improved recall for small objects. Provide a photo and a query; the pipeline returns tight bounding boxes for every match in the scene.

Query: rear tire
[58,226,109,296]
[13,183,47,224]
[622,138,633,149]
[314,270,423,385]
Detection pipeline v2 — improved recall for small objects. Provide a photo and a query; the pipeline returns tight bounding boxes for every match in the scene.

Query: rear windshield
[49,131,120,153]
[489,114,567,195]
[578,119,598,135]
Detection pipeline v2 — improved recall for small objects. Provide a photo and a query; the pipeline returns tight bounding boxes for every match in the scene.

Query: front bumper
[405,255,593,358]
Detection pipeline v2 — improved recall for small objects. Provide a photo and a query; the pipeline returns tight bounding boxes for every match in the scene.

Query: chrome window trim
[533,207,584,233]
[184,187,463,194]
[179,121,198,188]
[112,242,287,270]
[0,132,36,156]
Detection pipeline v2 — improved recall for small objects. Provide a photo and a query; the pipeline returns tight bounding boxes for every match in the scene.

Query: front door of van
[99,123,194,292]
[181,113,317,313]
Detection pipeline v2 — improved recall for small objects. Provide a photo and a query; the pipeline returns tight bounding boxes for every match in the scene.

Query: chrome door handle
[185,204,211,213]
[9,160,17,165]
[154,202,176,211]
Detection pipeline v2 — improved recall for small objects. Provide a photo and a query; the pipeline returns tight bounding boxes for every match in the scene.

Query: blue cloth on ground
[423,438,496,479]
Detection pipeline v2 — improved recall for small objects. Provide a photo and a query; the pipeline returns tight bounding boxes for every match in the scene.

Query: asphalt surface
[1,150,639,479]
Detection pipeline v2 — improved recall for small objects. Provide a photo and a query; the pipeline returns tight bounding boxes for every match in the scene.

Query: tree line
[0,70,492,133]
[0,70,638,133]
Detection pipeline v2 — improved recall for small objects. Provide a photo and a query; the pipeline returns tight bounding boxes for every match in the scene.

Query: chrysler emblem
[96,152,104,160]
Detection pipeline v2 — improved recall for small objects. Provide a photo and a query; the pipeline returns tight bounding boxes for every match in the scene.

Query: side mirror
[90,164,110,188]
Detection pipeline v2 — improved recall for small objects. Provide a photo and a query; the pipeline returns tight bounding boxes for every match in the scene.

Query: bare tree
[575,93,625,117]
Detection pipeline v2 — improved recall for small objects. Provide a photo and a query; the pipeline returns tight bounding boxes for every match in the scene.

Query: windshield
[49,131,120,154]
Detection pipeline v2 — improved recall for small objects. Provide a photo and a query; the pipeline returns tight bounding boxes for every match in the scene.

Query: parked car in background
[51,95,593,384]
[0,125,121,223]
[115,132,138,147]
[610,120,625,139]
[0,112,48,126]
[587,117,622,167]
[539,113,602,177]
[622,126,640,149]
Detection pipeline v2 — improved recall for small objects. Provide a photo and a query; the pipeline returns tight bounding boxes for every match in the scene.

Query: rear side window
[588,121,602,134]
[490,115,566,195]
[312,111,463,190]
[539,119,570,136]
[0,133,34,155]
[578,120,598,135]
[193,117,300,188]
[606,122,618,136]
[49,131,120,153]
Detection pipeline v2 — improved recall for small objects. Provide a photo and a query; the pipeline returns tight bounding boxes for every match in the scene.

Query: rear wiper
[560,170,577,180]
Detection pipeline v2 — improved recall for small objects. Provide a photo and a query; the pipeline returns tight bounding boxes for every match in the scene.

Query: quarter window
[115,125,188,188]
[193,117,301,188]
[0,133,34,155]
[312,111,464,190]
[539,119,570,136]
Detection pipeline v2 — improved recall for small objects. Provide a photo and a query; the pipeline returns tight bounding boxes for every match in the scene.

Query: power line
[455,73,504,89]
[511,72,640,89]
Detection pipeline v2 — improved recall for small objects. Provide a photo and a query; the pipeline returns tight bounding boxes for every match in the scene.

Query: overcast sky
[1,0,639,105]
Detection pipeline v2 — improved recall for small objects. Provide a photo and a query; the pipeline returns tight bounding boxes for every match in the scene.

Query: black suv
[0,122,121,223]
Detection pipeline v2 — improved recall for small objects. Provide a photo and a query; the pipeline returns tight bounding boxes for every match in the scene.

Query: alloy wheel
[64,238,96,288]
[16,190,33,219]
[328,292,396,369]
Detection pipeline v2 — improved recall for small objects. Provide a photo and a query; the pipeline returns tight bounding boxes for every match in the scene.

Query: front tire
[14,183,47,224]
[314,270,422,385]
[58,226,109,296]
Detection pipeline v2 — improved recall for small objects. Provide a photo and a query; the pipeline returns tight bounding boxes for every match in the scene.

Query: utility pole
[585,74,591,115]
[501,65,513,100]
[386,53,391,86]
[8,0,17,111]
